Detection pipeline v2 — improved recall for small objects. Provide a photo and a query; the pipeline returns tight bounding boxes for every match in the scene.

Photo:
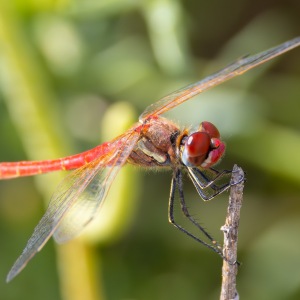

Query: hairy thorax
[128,116,180,168]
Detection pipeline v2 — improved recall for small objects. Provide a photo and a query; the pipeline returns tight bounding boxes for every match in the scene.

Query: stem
[220,165,245,300]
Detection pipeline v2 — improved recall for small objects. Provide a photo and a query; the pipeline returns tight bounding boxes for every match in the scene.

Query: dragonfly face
[180,121,225,169]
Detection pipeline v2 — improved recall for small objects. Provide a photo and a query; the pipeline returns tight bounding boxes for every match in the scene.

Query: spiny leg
[176,170,224,252]
[209,167,245,187]
[168,169,224,257]
[188,168,231,201]
[191,168,232,189]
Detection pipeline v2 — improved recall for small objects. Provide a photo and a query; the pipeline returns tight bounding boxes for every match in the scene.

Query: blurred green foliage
[0,0,300,299]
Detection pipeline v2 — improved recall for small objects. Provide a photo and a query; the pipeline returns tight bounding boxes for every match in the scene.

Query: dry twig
[220,165,245,300]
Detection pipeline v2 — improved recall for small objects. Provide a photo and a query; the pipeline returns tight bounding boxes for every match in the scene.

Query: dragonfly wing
[140,37,300,119]
[6,129,140,282]
[53,133,138,243]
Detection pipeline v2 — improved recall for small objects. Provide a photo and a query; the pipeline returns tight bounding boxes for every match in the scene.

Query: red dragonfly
[2,37,300,282]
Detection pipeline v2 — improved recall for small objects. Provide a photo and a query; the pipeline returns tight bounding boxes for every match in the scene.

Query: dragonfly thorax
[128,116,180,167]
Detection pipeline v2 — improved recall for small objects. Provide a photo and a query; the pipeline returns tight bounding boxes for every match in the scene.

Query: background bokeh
[0,1,300,299]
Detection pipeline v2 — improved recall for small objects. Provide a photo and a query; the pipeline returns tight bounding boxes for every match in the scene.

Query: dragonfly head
[181,121,225,168]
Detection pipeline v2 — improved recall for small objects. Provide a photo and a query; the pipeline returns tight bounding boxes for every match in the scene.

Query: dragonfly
[1,37,300,282]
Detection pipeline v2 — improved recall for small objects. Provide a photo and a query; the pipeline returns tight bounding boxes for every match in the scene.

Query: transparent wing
[53,134,137,243]
[140,37,300,120]
[6,129,140,282]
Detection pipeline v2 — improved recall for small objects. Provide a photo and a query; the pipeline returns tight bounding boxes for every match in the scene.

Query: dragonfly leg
[209,167,245,187]
[188,168,230,201]
[188,167,245,201]
[168,169,224,257]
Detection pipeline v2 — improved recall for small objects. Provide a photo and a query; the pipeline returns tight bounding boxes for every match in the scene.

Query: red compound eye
[185,132,210,157]
[199,121,220,139]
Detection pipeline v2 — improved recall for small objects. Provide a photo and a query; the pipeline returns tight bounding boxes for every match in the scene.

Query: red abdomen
[0,143,112,179]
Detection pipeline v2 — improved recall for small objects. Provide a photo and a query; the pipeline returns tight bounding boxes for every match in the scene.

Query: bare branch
[220,165,245,300]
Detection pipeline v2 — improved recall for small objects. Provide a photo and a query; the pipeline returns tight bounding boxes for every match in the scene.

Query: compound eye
[185,132,210,157]
[199,121,220,139]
